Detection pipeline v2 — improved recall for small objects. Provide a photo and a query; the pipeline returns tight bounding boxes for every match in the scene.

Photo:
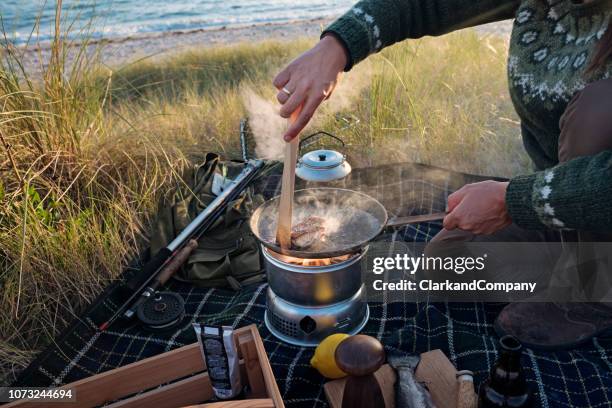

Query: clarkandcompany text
[372,279,537,293]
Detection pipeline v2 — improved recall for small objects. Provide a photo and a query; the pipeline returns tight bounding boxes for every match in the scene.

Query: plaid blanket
[15,163,612,408]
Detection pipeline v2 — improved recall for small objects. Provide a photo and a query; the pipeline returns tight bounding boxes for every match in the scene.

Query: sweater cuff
[506,174,546,230]
[320,32,351,72]
[322,16,372,71]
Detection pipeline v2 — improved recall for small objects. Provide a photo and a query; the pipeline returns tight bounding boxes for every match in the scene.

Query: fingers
[443,211,460,230]
[279,81,333,117]
[444,188,471,231]
[443,205,473,232]
[446,188,468,213]
[279,84,308,119]
[273,67,291,90]
[283,92,325,141]
[276,78,296,104]
[277,88,290,104]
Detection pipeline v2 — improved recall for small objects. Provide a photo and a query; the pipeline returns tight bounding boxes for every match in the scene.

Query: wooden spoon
[276,111,300,249]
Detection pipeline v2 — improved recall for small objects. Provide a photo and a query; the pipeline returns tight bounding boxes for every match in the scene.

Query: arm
[506,151,612,232]
[443,152,612,234]
[324,0,519,70]
[274,0,519,140]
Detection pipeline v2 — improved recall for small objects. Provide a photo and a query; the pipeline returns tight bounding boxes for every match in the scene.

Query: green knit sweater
[323,0,612,232]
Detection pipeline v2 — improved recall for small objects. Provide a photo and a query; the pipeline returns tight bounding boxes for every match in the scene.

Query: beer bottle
[478,335,533,408]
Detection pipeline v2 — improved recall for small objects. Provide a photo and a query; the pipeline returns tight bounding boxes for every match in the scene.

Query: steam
[242,61,371,160]
[242,89,287,160]
[315,61,372,119]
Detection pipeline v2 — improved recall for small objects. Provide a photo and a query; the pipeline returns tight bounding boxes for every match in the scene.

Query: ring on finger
[281,87,292,96]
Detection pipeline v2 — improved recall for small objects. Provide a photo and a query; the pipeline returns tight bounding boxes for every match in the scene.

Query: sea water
[0,0,355,45]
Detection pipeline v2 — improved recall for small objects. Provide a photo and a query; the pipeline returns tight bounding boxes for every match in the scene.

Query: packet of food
[193,323,242,400]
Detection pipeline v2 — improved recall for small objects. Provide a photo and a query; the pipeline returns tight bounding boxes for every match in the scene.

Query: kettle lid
[296,149,351,182]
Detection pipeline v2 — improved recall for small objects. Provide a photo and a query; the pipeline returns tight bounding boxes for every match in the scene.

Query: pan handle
[386,212,447,228]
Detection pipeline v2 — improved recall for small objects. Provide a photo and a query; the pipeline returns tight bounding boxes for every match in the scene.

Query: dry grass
[0,10,527,385]
[328,32,529,175]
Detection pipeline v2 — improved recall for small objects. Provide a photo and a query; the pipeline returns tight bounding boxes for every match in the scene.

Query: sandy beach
[16,18,513,72]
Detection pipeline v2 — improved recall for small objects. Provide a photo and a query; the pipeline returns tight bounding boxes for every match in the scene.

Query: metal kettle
[295,131,351,182]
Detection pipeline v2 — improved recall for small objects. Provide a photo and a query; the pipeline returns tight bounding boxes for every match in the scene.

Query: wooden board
[237,325,284,408]
[108,372,213,408]
[238,331,267,398]
[324,349,477,408]
[324,364,397,408]
[414,349,462,408]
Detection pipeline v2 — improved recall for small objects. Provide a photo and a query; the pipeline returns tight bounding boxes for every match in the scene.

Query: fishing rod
[98,159,265,331]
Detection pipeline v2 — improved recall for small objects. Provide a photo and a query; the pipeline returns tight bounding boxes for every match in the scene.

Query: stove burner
[137,291,185,331]
[263,245,370,347]
[264,286,369,347]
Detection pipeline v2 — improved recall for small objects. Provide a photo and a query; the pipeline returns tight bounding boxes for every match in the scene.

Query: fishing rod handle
[138,248,173,287]
[122,240,195,320]
[120,248,173,319]
[155,239,198,286]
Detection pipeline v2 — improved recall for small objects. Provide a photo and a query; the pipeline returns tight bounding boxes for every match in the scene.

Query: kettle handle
[299,131,345,152]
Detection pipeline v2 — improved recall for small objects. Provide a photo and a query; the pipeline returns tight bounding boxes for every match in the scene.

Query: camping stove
[263,247,369,347]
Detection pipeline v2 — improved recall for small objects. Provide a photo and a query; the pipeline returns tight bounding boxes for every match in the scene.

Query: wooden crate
[7,324,284,408]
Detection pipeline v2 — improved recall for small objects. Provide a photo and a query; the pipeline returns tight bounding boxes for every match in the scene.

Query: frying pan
[249,187,447,259]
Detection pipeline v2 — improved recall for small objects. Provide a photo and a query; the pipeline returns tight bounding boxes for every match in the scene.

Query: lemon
[310,333,350,379]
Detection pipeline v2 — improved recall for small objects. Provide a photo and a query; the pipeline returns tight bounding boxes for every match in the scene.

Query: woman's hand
[443,181,511,235]
[273,34,348,141]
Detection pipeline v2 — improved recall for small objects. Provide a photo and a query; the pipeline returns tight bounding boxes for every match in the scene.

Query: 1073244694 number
[0,387,76,403]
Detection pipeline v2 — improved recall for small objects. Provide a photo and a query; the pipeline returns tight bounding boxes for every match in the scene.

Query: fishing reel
[136,291,185,331]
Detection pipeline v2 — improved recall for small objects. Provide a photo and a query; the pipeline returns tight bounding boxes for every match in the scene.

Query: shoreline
[15,18,335,71]
[17,17,335,51]
[14,18,513,72]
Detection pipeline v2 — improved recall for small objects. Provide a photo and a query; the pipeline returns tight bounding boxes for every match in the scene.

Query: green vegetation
[0,16,527,384]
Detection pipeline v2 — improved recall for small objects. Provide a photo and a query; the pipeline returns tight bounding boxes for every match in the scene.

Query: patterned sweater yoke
[323,0,612,232]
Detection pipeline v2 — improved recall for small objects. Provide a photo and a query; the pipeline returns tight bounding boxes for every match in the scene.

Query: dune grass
[0,19,527,384]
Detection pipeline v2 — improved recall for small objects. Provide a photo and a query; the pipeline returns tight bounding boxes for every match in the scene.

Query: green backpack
[150,153,273,290]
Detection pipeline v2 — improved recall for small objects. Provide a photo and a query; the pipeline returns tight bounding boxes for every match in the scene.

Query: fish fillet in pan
[290,216,326,249]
